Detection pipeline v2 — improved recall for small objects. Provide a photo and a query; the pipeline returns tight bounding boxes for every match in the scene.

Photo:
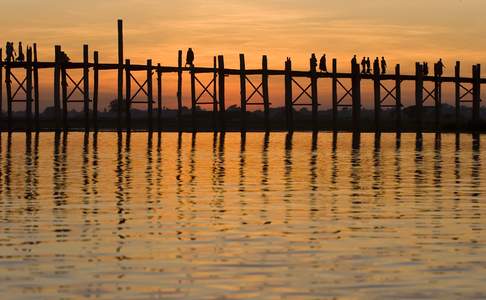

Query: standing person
[361,57,367,74]
[16,42,24,63]
[423,62,429,76]
[436,59,445,77]
[185,48,195,67]
[319,54,327,73]
[310,53,317,71]
[5,42,13,62]
[366,57,371,74]
[380,56,387,75]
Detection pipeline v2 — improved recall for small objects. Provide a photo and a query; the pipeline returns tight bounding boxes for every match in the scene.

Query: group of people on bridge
[422,59,445,77]
[4,42,25,63]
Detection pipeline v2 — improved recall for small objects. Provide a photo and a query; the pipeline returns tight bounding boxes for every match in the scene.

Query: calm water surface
[0,132,484,299]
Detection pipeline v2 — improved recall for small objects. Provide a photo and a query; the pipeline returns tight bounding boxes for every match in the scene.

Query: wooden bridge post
[284,58,293,131]
[472,64,481,128]
[33,44,40,130]
[147,59,153,132]
[455,61,461,129]
[5,61,12,131]
[125,59,131,129]
[93,51,99,131]
[239,54,247,131]
[54,45,61,131]
[157,64,162,131]
[26,47,33,131]
[351,59,361,131]
[83,45,90,131]
[177,50,183,127]
[190,61,197,130]
[61,50,68,130]
[212,56,218,129]
[373,58,381,131]
[332,59,337,130]
[395,64,402,132]
[310,57,318,130]
[434,63,442,132]
[117,19,124,131]
[415,62,424,132]
[262,55,270,130]
[218,55,226,131]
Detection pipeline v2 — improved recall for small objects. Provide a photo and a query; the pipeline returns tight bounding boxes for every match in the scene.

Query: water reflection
[0,132,484,299]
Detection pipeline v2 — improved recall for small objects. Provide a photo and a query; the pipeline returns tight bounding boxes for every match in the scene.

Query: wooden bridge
[0,20,483,132]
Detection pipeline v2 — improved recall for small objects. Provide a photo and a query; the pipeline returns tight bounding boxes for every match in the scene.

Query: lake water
[0,132,484,299]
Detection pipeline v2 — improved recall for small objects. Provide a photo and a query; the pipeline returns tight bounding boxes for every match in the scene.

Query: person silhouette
[361,57,367,74]
[436,59,445,77]
[380,56,387,75]
[185,48,194,67]
[16,42,24,63]
[319,54,327,73]
[423,62,429,76]
[310,53,317,71]
[5,42,15,62]
[366,57,371,74]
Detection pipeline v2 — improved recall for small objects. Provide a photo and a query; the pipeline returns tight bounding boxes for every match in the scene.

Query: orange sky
[2,0,486,110]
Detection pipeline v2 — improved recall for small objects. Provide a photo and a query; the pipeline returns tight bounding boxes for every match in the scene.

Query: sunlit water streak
[0,132,484,299]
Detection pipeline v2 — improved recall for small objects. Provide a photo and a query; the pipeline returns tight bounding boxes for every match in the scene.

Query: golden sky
[2,0,486,109]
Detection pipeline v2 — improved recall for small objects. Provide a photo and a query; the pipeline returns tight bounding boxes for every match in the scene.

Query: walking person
[436,59,445,77]
[361,57,367,74]
[5,42,15,62]
[16,42,24,63]
[319,54,327,73]
[185,48,195,67]
[423,62,429,76]
[366,57,371,74]
[380,56,387,75]
[310,53,317,71]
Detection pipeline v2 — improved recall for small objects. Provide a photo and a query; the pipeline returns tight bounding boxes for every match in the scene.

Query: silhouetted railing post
[5,57,12,130]
[212,56,218,129]
[157,63,162,131]
[310,57,318,130]
[415,62,424,132]
[54,45,61,131]
[373,58,381,132]
[454,61,461,129]
[472,64,481,128]
[351,59,361,132]
[26,47,33,131]
[395,64,402,132]
[177,50,183,127]
[147,59,153,132]
[239,53,247,131]
[284,58,293,131]
[190,62,197,131]
[434,63,442,132]
[125,59,131,129]
[117,19,124,131]
[33,44,40,130]
[93,51,99,131]
[332,58,338,130]
[218,55,226,131]
[262,55,270,130]
[83,45,90,131]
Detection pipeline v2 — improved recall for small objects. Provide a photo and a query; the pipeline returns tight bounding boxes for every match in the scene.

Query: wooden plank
[117,19,124,130]
[239,54,246,131]
[83,45,90,131]
[472,64,481,128]
[93,51,99,131]
[218,55,226,131]
[54,45,61,131]
[177,50,182,126]
[212,56,218,129]
[284,58,293,131]
[26,47,33,131]
[262,55,270,130]
[61,52,68,130]
[434,64,442,132]
[310,56,318,130]
[33,44,40,130]
[373,58,381,132]
[147,59,153,131]
[190,61,197,130]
